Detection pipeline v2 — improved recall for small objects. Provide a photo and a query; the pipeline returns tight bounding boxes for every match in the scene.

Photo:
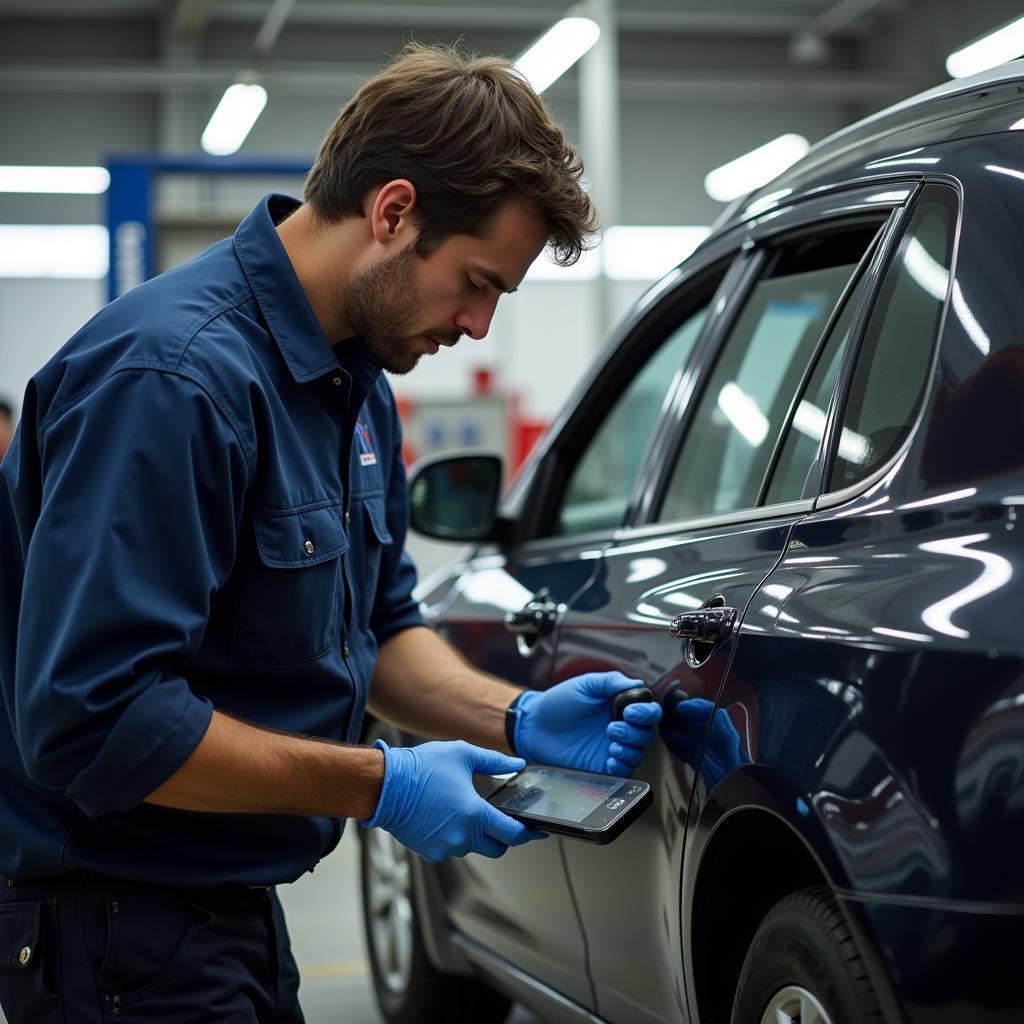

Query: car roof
[711,59,1024,234]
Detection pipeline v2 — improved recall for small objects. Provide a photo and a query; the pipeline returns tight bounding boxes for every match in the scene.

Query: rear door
[554,186,913,1024]
[433,253,730,1005]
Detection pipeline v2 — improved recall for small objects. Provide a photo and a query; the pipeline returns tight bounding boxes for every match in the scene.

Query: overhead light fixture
[514,15,601,93]
[0,225,108,278]
[0,166,110,194]
[704,134,810,203]
[525,225,711,282]
[947,16,1024,78]
[201,79,268,156]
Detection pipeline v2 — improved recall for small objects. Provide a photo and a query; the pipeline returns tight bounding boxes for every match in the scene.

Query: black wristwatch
[504,691,526,755]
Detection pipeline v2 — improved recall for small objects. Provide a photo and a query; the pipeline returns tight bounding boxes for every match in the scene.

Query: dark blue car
[359,61,1024,1024]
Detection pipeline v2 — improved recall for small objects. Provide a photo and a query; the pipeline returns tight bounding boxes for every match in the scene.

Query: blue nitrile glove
[513,672,662,777]
[360,739,546,862]
[662,698,747,788]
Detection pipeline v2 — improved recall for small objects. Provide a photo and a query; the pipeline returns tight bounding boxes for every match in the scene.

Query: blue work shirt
[0,194,425,886]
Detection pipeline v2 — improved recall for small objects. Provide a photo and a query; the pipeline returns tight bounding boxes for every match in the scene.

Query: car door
[431,252,732,1006]
[552,185,916,1024]
[710,181,1024,1009]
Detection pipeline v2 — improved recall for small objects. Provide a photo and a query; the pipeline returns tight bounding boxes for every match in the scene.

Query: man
[0,43,662,1022]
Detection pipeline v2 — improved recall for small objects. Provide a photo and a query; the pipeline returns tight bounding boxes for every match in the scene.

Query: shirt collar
[233,194,340,383]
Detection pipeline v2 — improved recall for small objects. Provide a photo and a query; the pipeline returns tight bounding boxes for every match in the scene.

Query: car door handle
[669,606,737,644]
[504,588,565,637]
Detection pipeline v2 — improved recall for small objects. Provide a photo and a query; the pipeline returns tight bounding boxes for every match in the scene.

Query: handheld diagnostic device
[487,764,652,844]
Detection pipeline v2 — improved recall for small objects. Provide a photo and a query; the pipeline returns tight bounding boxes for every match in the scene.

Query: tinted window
[830,186,956,491]
[555,303,710,536]
[763,265,871,505]
[659,224,881,523]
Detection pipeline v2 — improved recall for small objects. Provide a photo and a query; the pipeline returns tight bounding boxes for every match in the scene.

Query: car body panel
[554,515,801,1023]
[403,63,1024,1024]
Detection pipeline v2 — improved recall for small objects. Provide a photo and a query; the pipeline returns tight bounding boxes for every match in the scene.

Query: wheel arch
[681,766,893,1023]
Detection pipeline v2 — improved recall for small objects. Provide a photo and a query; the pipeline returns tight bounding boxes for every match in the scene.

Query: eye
[466,275,485,292]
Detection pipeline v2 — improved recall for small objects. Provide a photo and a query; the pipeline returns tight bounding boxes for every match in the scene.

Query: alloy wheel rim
[759,984,834,1024]
[365,826,414,994]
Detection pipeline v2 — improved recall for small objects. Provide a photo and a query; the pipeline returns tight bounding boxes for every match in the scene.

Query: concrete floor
[280,827,543,1024]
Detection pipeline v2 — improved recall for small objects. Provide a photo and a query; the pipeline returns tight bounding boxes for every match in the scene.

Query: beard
[342,246,456,375]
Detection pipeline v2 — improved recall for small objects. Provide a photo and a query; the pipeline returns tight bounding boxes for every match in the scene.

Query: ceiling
[0,0,1001,110]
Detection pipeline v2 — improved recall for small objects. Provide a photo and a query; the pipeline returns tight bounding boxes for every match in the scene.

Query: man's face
[343,195,546,374]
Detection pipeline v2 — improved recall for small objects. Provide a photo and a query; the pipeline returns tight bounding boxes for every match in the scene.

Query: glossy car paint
[403,65,1024,1024]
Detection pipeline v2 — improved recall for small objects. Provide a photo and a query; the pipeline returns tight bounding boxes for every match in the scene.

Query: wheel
[731,885,881,1024]
[358,727,512,1024]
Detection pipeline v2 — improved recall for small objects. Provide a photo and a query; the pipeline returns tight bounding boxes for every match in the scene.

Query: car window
[762,265,872,505]
[829,185,957,491]
[555,302,711,536]
[658,223,882,523]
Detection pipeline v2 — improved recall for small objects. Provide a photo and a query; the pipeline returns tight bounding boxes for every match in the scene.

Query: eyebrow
[474,265,517,294]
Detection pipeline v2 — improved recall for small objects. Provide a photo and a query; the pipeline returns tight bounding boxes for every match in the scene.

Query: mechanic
[0,43,662,1023]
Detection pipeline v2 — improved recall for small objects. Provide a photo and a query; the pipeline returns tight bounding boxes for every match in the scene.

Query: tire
[358,726,511,1024]
[731,885,881,1024]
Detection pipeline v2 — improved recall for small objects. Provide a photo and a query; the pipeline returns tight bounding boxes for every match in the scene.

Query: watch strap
[504,690,526,755]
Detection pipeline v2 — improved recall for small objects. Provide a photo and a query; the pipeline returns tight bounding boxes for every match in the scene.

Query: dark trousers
[0,871,305,1023]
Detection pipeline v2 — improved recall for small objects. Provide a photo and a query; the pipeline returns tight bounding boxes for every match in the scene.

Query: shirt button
[18,946,31,966]
[342,643,351,658]
[304,540,314,555]
[332,377,343,386]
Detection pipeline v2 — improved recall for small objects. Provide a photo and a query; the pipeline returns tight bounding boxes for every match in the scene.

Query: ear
[366,179,417,246]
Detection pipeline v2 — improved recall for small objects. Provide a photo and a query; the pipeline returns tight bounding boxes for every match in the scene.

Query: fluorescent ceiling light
[515,16,601,93]
[0,166,110,194]
[0,225,108,278]
[947,16,1024,78]
[201,82,268,156]
[526,226,710,282]
[705,134,810,203]
[603,226,710,280]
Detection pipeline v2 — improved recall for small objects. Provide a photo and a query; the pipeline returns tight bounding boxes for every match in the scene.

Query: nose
[454,295,499,341]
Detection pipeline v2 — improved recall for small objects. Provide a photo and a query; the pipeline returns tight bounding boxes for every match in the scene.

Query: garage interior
[2,1,1023,1021]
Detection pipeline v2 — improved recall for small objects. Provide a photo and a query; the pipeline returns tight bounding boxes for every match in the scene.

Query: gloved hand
[513,672,662,777]
[662,697,747,788]
[360,739,546,862]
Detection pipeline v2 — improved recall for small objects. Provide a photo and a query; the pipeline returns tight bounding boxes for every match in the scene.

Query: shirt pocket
[355,493,393,629]
[231,500,347,664]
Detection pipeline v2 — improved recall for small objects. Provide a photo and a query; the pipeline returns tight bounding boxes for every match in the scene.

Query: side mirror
[408,453,503,541]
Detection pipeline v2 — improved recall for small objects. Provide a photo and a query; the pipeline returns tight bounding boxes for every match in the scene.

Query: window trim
[627,247,765,528]
[815,180,962,502]
[498,182,921,556]
[643,202,913,530]
[502,246,739,545]
[755,205,906,508]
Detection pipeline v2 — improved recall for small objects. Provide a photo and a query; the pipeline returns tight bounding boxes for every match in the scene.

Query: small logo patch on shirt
[356,420,378,467]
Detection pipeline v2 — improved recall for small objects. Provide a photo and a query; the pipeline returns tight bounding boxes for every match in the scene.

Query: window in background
[829,186,957,491]
[763,263,872,505]
[555,293,716,536]
[659,223,882,523]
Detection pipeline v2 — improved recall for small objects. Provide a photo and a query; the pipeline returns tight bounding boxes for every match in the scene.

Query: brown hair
[304,41,598,265]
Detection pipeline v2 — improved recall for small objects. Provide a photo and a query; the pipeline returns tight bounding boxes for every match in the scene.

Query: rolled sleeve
[14,367,249,816]
[369,397,426,645]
